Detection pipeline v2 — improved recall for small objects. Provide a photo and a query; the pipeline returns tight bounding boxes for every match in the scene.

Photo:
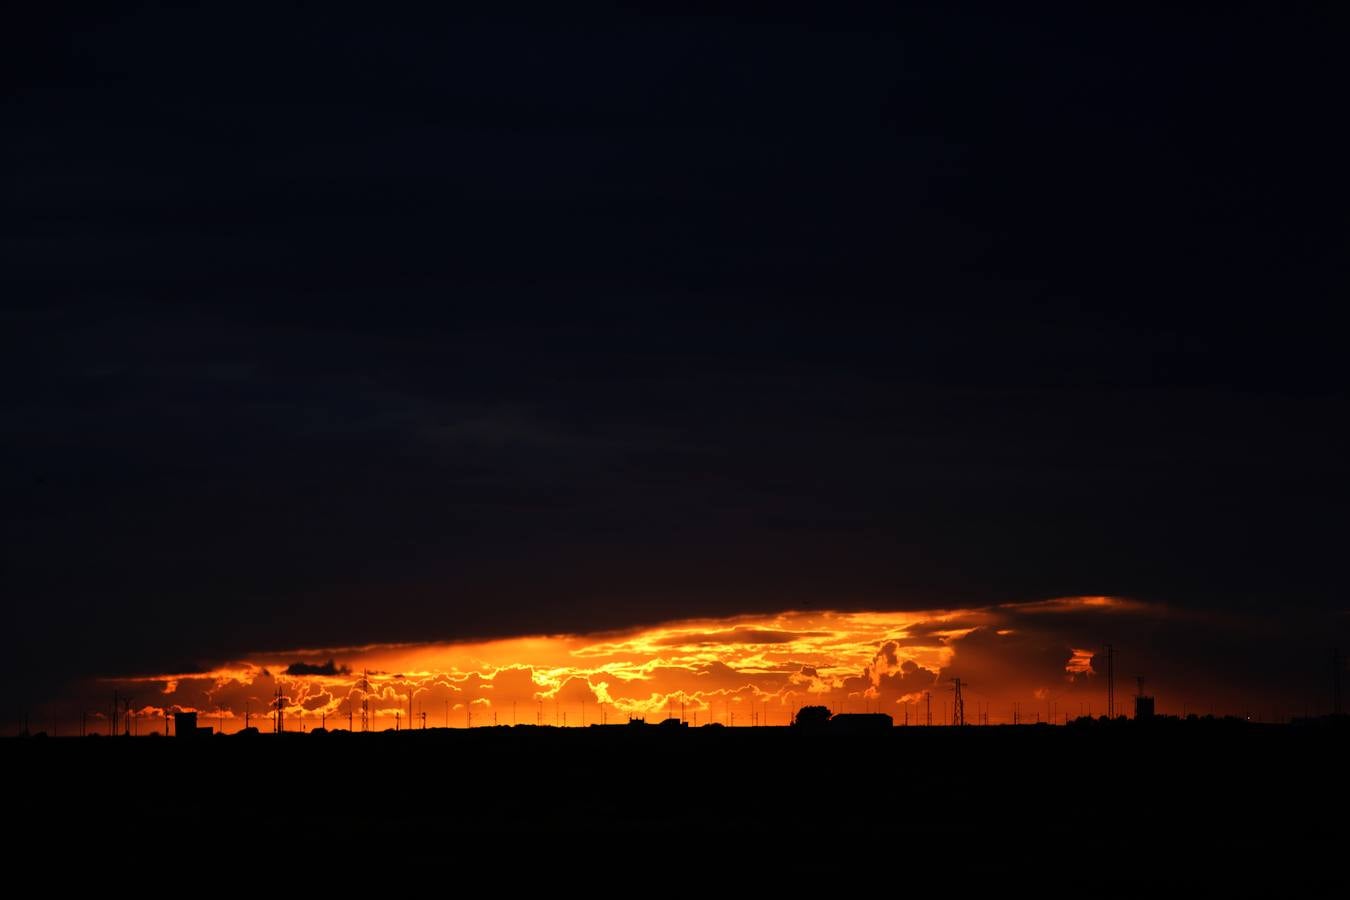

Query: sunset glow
[81,596,1192,733]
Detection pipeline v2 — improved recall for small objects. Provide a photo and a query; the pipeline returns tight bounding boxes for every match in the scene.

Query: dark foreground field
[5,719,1347,885]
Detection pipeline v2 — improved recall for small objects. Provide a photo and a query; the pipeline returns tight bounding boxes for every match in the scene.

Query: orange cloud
[63,593,1335,734]
[81,597,1176,732]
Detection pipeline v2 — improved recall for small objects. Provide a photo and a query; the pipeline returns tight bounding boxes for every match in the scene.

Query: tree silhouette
[794,705,831,728]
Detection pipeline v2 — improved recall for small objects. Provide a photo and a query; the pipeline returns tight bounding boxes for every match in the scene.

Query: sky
[3,4,1347,727]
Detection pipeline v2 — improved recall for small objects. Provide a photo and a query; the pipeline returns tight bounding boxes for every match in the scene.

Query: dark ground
[5,718,1347,885]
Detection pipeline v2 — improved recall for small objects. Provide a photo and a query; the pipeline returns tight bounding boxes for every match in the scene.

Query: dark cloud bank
[3,4,1346,708]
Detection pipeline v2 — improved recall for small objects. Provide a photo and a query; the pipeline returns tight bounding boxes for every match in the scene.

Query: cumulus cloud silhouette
[284,659,350,677]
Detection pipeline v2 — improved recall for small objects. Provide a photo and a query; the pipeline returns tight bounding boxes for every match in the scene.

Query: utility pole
[1105,644,1116,718]
[925,691,931,727]
[361,669,369,732]
[951,679,964,726]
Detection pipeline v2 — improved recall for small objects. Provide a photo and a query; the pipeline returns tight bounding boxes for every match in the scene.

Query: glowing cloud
[81,596,1186,732]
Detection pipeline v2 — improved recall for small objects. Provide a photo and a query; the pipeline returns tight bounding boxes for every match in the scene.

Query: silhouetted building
[1135,695,1155,720]
[622,717,688,729]
[174,711,198,738]
[829,713,894,732]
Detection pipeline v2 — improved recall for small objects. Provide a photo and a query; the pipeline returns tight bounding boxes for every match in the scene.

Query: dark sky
[4,4,1347,698]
